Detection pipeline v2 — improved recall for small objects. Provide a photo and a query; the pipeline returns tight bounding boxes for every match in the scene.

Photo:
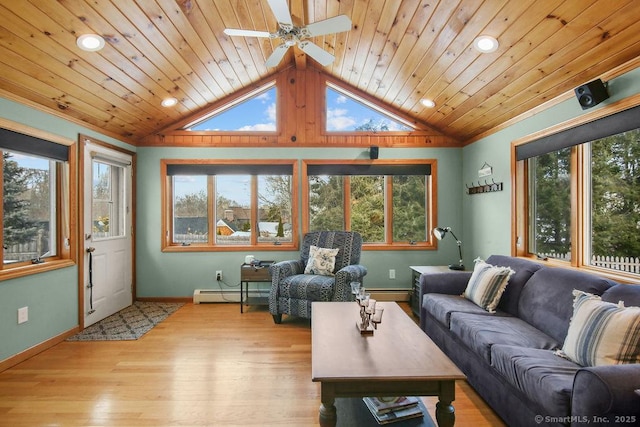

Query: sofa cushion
[463,259,514,313]
[491,345,579,418]
[279,274,335,301]
[602,283,640,307]
[423,294,507,328]
[558,290,640,366]
[517,267,616,344]
[486,255,543,317]
[449,312,560,364]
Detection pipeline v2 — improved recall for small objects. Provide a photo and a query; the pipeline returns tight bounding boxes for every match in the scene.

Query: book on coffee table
[363,396,424,424]
[364,396,420,414]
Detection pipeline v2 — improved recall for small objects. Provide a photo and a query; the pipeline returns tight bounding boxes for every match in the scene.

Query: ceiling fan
[223,0,352,67]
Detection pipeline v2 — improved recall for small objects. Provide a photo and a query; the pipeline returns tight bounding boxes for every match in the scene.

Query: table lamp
[432,227,464,270]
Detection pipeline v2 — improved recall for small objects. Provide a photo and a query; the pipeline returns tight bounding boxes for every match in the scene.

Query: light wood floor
[0,302,505,427]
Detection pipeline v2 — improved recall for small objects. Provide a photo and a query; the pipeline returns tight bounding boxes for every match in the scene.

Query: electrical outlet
[18,306,28,324]
[389,269,396,279]
[216,270,222,281]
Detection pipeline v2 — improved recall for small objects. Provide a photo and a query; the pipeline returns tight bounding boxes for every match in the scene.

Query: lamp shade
[432,227,449,240]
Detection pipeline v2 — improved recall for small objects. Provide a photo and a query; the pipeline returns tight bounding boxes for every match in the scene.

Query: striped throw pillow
[558,290,640,366]
[463,259,514,313]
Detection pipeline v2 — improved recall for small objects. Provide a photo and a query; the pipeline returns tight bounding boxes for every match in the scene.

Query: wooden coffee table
[311,301,466,427]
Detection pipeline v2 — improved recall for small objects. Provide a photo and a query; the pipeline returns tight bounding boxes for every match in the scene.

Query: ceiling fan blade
[305,15,352,37]
[224,28,272,38]
[298,41,335,66]
[265,44,290,67]
[267,0,293,28]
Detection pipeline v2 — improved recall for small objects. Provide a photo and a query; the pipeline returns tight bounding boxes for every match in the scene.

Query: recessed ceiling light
[473,35,499,53]
[420,98,436,108]
[76,34,105,52]
[161,97,178,107]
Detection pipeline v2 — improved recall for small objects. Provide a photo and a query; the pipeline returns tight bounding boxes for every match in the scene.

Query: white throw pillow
[304,245,340,276]
[463,258,514,313]
[557,290,640,366]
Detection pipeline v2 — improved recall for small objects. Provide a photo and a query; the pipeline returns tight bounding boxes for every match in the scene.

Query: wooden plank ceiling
[0,0,638,145]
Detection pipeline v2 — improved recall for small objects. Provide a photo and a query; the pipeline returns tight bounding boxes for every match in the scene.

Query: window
[92,161,126,239]
[514,103,640,276]
[162,160,298,251]
[303,160,436,248]
[0,124,76,278]
[184,84,277,132]
[325,83,413,132]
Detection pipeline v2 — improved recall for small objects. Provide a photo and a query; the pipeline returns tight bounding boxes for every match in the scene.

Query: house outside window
[162,159,297,251]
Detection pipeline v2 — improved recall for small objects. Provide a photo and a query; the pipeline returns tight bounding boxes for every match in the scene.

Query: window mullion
[208,176,215,246]
[570,146,582,268]
[344,176,351,231]
[575,144,589,268]
[251,176,258,245]
[385,176,393,244]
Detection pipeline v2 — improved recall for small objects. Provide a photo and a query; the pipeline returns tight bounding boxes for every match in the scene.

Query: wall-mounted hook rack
[466,179,503,195]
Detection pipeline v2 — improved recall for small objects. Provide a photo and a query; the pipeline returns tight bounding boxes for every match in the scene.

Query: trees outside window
[517,103,640,276]
[3,152,54,264]
[589,129,640,266]
[528,147,571,259]
[0,124,75,279]
[305,160,435,247]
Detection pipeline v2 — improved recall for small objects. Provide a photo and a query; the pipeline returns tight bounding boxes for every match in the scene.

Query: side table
[409,266,467,318]
[240,262,273,313]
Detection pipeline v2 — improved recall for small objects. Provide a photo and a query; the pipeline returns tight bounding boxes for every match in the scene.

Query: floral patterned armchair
[268,231,367,324]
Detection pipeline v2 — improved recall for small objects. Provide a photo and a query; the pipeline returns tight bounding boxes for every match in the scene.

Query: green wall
[135,146,464,297]
[462,66,640,264]
[0,97,133,362]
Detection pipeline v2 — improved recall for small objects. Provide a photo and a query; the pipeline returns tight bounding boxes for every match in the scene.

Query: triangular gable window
[185,84,277,131]
[325,83,413,132]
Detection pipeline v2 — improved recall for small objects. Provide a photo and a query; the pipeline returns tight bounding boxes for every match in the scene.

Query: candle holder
[355,295,382,335]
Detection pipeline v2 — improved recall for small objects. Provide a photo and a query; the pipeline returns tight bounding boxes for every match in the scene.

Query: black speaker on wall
[369,146,379,159]
[574,79,609,110]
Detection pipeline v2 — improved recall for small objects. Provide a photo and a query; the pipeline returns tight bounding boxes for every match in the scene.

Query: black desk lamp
[432,227,464,270]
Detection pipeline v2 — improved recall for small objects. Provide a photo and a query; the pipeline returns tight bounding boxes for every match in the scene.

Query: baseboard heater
[193,289,267,304]
[192,289,410,304]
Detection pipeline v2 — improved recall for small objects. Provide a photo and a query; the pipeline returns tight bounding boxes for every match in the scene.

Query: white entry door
[83,142,133,327]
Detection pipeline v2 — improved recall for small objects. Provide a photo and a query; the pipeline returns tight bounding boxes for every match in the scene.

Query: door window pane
[528,147,571,260]
[3,152,56,263]
[92,161,125,239]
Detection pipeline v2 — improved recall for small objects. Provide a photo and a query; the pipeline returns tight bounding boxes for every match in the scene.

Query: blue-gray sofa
[419,255,640,427]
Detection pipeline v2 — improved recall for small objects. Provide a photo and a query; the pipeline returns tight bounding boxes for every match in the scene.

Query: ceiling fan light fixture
[420,98,436,108]
[161,97,178,108]
[77,34,105,52]
[473,35,499,53]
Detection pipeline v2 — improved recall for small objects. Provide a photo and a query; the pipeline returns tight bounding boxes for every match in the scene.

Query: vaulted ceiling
[0,0,639,145]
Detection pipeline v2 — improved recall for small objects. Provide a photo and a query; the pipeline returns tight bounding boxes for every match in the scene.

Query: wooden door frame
[77,134,136,329]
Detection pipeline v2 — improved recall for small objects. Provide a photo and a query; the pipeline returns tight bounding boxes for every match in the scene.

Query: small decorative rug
[67,301,183,341]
